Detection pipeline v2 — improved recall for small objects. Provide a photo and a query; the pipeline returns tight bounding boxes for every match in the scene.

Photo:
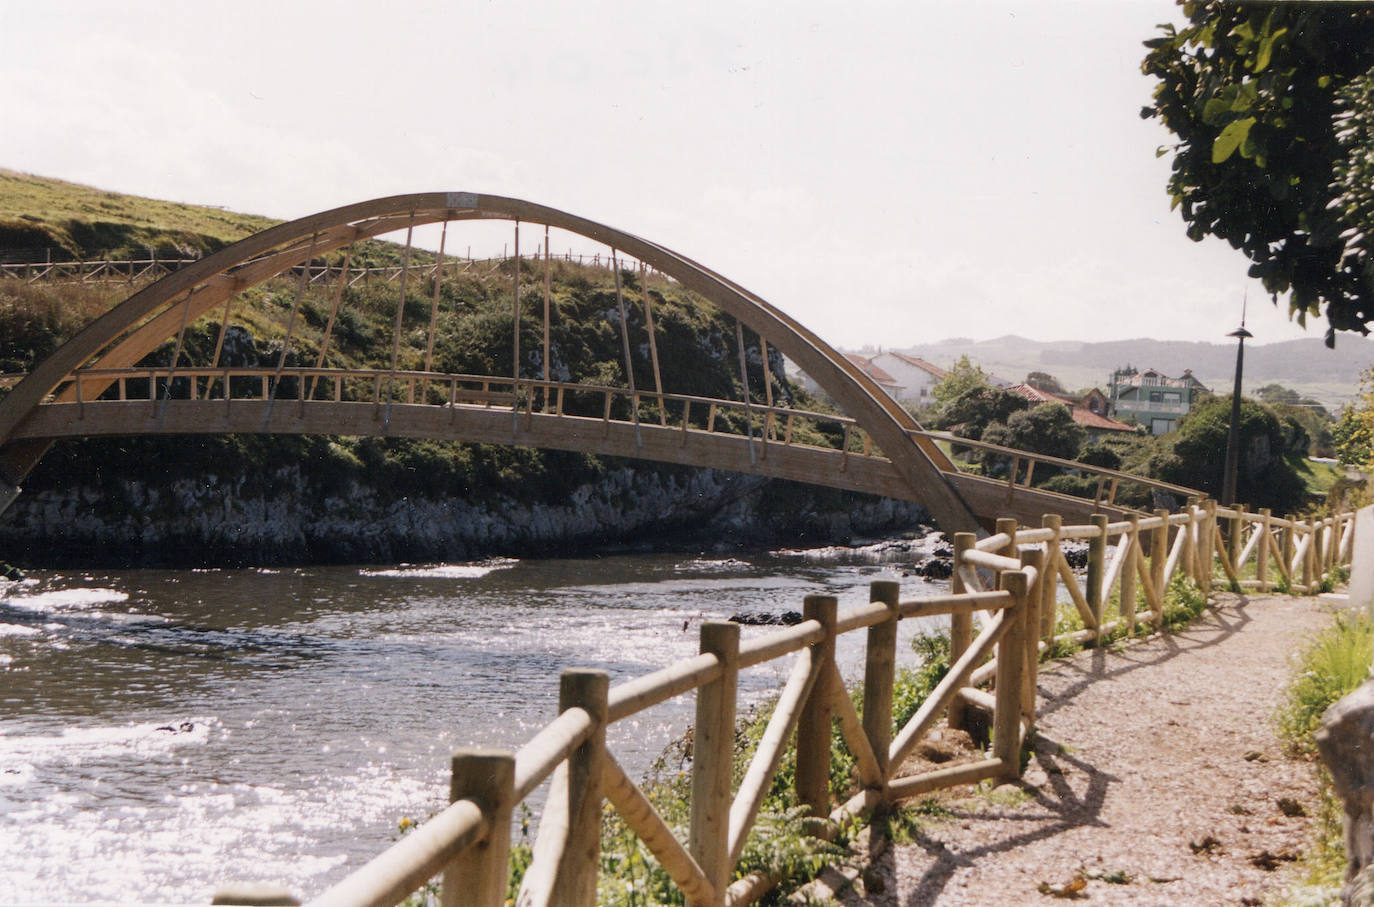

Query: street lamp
[1221,320,1253,507]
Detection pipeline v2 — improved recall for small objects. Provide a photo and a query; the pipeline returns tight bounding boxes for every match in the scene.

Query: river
[0,540,952,902]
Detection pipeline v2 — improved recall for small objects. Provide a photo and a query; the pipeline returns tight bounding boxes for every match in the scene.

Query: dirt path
[833,592,1339,906]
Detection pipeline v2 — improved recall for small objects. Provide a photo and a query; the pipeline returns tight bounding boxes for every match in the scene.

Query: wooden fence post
[949,532,976,731]
[1201,500,1218,594]
[690,623,739,901]
[1041,514,1062,641]
[994,569,1028,779]
[1257,508,1272,592]
[1152,508,1169,603]
[1087,514,1108,644]
[444,749,516,907]
[796,595,838,820]
[1324,516,1336,573]
[863,581,899,806]
[1019,547,1044,729]
[1230,503,1246,576]
[520,670,608,907]
[1303,520,1318,591]
[1122,514,1140,632]
[1282,518,1295,588]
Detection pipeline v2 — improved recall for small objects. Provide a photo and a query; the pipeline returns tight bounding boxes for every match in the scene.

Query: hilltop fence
[238,500,1355,907]
[0,250,666,286]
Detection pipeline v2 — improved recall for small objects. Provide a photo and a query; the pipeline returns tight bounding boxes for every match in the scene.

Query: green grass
[1276,611,1374,754]
[1274,610,1374,901]
[1291,454,1345,499]
[0,167,280,259]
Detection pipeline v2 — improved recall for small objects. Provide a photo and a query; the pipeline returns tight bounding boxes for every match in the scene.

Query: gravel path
[833,592,1340,906]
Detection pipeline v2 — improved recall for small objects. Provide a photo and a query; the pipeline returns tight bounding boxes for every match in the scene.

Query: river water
[0,543,952,902]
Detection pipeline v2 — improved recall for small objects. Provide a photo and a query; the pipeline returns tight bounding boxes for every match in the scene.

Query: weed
[1161,573,1207,631]
[1276,610,1374,754]
[1273,611,1374,899]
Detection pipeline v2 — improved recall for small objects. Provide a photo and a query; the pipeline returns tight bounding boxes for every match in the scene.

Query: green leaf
[1213,117,1256,163]
[1232,81,1259,111]
[1203,98,1232,124]
[1255,26,1287,73]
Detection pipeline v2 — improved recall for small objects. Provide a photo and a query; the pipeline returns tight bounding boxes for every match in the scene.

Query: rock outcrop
[0,465,930,567]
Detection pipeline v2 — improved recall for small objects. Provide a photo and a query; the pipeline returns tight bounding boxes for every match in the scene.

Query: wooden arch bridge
[0,192,1195,530]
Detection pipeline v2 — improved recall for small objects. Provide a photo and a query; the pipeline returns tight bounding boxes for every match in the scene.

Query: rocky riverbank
[0,464,932,568]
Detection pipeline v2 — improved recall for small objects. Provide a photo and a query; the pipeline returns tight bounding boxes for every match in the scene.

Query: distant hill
[853,334,1374,410]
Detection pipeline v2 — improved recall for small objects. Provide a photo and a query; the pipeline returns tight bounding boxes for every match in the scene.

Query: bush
[1153,396,1307,514]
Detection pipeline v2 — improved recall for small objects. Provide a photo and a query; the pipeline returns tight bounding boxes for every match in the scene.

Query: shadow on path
[851,593,1319,906]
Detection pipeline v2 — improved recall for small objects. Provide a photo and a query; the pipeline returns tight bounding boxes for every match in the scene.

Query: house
[868,352,947,406]
[1108,366,1209,435]
[842,353,904,398]
[1007,383,1138,440]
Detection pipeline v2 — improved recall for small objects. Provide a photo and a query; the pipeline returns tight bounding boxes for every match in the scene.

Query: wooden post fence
[291,500,1355,907]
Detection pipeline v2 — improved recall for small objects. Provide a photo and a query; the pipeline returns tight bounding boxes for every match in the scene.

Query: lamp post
[1221,322,1253,507]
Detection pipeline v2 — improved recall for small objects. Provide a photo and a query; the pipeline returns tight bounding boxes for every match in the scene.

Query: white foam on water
[0,623,40,638]
[360,558,517,580]
[0,717,215,768]
[2,587,129,614]
[674,557,751,571]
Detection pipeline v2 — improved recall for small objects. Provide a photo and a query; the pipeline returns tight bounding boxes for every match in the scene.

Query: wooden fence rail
[268,501,1353,906]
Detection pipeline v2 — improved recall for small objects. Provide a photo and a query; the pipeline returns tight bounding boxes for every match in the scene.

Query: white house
[868,352,948,406]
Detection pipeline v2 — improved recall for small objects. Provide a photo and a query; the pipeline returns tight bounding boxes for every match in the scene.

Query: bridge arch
[0,193,987,531]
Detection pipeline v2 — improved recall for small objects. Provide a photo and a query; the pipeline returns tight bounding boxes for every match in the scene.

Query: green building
[1107,366,1209,435]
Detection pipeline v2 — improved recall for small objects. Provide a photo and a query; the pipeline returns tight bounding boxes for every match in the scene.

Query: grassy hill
[0,168,280,261]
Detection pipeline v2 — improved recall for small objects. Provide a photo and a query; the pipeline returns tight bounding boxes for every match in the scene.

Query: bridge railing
[48,365,885,463]
[35,366,1201,517]
[909,429,1201,513]
[246,501,1352,907]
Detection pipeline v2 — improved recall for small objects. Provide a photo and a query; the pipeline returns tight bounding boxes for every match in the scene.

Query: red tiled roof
[844,353,899,387]
[1072,408,1136,433]
[1008,383,1074,406]
[1009,384,1135,433]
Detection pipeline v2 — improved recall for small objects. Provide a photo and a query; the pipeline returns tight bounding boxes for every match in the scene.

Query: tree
[1333,366,1374,468]
[930,385,1029,441]
[1024,371,1066,394]
[981,403,1085,463]
[931,355,990,409]
[1254,382,1333,455]
[1141,4,1374,342]
[1151,395,1306,512]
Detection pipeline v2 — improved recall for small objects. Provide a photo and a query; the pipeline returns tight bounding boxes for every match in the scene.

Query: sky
[0,0,1350,351]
